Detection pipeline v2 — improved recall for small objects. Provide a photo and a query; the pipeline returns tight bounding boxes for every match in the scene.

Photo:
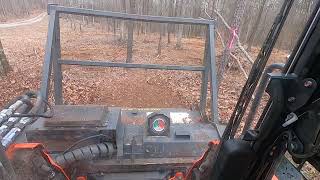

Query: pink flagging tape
[228,28,238,49]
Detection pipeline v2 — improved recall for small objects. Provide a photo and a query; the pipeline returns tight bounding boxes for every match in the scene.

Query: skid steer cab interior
[1,1,320,180]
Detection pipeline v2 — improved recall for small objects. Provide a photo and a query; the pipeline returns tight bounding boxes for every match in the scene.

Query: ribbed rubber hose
[55,142,115,168]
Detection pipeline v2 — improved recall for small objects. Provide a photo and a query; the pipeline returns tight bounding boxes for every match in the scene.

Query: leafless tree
[119,0,127,41]
[175,0,184,49]
[217,0,246,85]
[246,0,267,51]
[0,0,317,66]
[0,39,10,76]
[157,0,166,56]
[126,0,135,62]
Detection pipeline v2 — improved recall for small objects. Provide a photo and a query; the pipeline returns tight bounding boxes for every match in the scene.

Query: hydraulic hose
[0,92,35,126]
[0,97,27,125]
[0,104,30,138]
[55,142,115,168]
[1,92,45,148]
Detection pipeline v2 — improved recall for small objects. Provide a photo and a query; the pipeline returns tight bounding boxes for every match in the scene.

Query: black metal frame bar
[59,59,206,71]
[40,4,220,127]
[49,5,214,25]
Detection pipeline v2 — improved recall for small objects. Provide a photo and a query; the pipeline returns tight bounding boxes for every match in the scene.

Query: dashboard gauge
[152,118,166,132]
[147,113,170,136]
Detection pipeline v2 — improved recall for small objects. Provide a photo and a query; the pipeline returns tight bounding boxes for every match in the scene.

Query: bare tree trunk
[157,26,163,56]
[167,1,174,44]
[304,0,313,22]
[127,0,135,63]
[0,39,10,76]
[167,28,171,44]
[217,0,246,85]
[113,19,117,40]
[157,2,165,56]
[119,0,127,41]
[176,25,183,49]
[0,0,6,17]
[175,0,184,49]
[91,0,95,24]
[247,0,267,51]
[81,0,86,26]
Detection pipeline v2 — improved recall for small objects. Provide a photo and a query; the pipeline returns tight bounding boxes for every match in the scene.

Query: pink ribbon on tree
[228,28,238,49]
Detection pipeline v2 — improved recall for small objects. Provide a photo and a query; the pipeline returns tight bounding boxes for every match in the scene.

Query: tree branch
[216,29,248,79]
[230,53,248,79]
[216,30,225,48]
[213,9,254,64]
[203,4,249,80]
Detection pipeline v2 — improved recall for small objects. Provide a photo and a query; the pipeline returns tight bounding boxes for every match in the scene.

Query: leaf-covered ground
[0,15,290,123]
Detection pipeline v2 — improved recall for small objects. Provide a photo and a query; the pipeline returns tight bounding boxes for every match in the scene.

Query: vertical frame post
[53,12,63,105]
[208,24,219,124]
[199,28,209,118]
[40,10,58,102]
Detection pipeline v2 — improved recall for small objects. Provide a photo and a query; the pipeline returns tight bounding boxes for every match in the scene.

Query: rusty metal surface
[122,123,218,159]
[120,108,202,125]
[88,171,170,180]
[77,157,196,174]
[25,105,219,161]
[275,157,305,179]
[25,106,120,152]
[44,105,108,127]
[120,108,219,159]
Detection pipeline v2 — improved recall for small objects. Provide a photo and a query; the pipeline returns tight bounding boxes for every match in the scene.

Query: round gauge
[152,118,166,132]
[147,113,170,136]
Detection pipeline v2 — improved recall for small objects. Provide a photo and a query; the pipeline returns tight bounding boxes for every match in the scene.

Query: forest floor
[0,10,44,23]
[0,12,318,180]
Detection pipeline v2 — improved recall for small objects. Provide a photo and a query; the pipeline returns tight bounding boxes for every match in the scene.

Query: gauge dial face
[147,113,170,136]
[152,118,166,132]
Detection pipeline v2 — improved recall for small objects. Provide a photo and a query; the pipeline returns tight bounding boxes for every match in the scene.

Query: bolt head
[304,80,313,88]
[48,171,55,179]
[288,97,296,103]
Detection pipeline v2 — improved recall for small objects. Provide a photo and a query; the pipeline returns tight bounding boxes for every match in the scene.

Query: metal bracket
[266,73,317,112]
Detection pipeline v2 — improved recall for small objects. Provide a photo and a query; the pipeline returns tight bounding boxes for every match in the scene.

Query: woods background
[0,0,316,51]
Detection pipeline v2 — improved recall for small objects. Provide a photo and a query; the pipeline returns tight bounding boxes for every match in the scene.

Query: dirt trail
[0,12,46,28]
[0,17,190,110]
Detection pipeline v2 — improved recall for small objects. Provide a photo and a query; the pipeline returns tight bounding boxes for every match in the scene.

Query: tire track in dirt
[0,13,46,28]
